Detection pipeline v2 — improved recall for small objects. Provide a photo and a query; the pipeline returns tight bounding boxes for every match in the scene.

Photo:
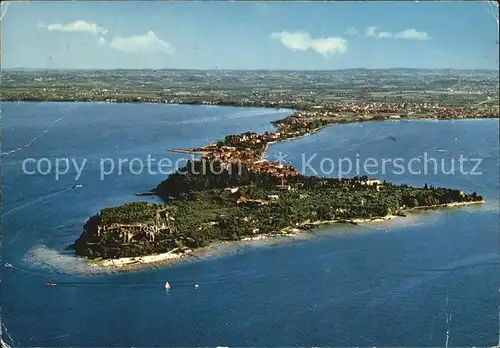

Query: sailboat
[164,281,171,289]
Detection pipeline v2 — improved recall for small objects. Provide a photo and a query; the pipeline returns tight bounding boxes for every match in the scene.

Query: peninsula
[70,110,485,268]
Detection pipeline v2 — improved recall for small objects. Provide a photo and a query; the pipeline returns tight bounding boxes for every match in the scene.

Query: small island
[70,112,485,269]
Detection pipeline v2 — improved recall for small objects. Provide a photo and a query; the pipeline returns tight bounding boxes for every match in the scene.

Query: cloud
[393,28,430,40]
[344,27,358,36]
[38,20,107,36]
[270,31,311,51]
[310,38,348,57]
[270,31,347,58]
[364,26,378,38]
[108,31,175,54]
[364,26,430,40]
[98,37,107,46]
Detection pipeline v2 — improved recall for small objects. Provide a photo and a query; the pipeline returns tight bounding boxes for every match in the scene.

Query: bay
[1,103,498,347]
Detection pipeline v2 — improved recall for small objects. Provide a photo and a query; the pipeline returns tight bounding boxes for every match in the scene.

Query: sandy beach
[97,249,182,267]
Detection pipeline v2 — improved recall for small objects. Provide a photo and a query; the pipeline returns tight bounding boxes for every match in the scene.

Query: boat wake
[1,116,64,156]
[3,184,86,220]
[2,188,71,219]
[1,323,17,348]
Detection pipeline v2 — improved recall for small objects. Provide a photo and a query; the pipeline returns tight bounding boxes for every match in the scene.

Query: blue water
[2,103,499,347]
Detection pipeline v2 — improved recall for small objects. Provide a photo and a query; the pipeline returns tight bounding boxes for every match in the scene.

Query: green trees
[100,202,159,224]
[408,198,419,208]
[317,205,333,221]
[155,161,280,201]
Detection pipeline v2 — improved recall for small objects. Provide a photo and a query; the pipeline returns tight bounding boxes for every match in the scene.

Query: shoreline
[408,200,485,210]
[3,99,497,122]
[84,200,485,274]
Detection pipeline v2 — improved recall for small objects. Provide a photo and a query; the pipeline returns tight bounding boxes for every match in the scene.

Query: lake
[2,102,499,346]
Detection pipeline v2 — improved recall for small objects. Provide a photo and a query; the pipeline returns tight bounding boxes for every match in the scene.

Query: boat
[4,263,13,268]
[44,282,56,287]
[72,184,83,189]
[164,281,171,289]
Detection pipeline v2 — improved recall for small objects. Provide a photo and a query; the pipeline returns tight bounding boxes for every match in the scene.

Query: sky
[1,1,499,70]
